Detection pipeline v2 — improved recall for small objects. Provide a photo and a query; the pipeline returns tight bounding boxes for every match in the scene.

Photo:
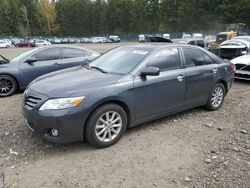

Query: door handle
[177,75,184,82]
[212,68,218,74]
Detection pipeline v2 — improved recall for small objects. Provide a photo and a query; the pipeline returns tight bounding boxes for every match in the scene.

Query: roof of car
[123,43,201,50]
[36,45,99,53]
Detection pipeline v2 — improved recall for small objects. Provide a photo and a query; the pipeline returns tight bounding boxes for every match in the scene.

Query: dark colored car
[0,45,100,96]
[15,41,36,48]
[22,45,235,148]
[173,39,208,49]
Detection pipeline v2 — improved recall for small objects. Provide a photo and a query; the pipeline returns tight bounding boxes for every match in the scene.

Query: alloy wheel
[95,111,122,142]
[0,76,15,96]
[211,86,224,108]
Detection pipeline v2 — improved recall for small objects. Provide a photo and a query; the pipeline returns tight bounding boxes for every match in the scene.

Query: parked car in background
[11,38,21,45]
[0,40,11,48]
[22,44,234,147]
[0,45,100,97]
[219,39,250,60]
[90,37,109,43]
[109,35,121,43]
[35,40,51,47]
[231,51,250,80]
[51,38,61,44]
[192,33,203,39]
[139,34,146,42]
[182,33,192,39]
[205,35,216,43]
[234,36,250,43]
[15,40,35,48]
[163,33,170,39]
[80,38,92,43]
[173,39,208,49]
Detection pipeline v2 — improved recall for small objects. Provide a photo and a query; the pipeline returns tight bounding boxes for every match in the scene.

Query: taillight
[230,64,236,72]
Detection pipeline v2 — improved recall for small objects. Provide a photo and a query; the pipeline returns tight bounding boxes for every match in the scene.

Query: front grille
[24,96,42,109]
[235,64,250,71]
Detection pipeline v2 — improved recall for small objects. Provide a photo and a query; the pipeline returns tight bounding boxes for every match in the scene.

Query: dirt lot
[0,43,249,188]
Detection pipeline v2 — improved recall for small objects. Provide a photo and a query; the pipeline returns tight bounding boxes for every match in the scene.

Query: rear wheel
[85,104,127,148]
[6,45,10,48]
[0,75,17,97]
[205,83,225,111]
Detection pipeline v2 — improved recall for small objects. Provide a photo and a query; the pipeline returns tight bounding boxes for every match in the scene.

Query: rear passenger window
[62,48,85,59]
[183,48,216,67]
[183,48,206,67]
[147,48,181,71]
[204,53,216,64]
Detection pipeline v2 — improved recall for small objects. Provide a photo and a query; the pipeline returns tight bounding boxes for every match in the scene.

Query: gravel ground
[0,43,249,188]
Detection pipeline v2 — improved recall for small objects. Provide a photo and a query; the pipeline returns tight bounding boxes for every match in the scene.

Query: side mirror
[141,67,160,77]
[25,57,36,64]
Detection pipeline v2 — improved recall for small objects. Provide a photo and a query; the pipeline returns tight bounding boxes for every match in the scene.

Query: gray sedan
[22,44,235,148]
[0,45,100,96]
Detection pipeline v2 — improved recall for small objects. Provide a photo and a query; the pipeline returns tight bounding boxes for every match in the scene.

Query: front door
[20,48,61,87]
[133,47,185,121]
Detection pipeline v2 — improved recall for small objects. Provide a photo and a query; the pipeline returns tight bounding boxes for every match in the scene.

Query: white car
[192,33,203,39]
[231,53,250,80]
[0,40,11,48]
[219,39,250,59]
[139,34,146,42]
[163,33,170,39]
[35,40,51,47]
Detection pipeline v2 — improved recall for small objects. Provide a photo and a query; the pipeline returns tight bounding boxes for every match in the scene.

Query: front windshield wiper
[90,66,107,73]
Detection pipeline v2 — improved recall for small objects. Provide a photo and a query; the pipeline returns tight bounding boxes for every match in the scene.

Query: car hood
[29,66,123,98]
[231,55,250,65]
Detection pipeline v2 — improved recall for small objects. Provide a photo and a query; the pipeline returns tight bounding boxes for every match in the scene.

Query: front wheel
[204,83,225,111]
[0,75,18,97]
[85,104,127,148]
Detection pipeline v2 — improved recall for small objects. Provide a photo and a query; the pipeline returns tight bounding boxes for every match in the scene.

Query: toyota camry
[22,45,235,148]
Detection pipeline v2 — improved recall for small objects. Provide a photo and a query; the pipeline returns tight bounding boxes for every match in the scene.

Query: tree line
[0,0,249,36]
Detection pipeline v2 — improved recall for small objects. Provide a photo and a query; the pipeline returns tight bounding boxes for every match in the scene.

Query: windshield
[217,34,227,42]
[11,48,39,62]
[89,47,151,75]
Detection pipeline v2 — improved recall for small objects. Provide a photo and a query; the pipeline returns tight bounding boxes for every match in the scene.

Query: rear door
[61,48,89,68]
[20,48,61,87]
[133,47,185,121]
[182,47,218,106]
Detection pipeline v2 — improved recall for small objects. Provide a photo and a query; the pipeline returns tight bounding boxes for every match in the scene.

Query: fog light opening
[51,129,59,137]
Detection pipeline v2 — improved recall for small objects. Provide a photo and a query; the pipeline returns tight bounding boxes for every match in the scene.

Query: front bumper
[235,70,250,81]
[22,90,89,144]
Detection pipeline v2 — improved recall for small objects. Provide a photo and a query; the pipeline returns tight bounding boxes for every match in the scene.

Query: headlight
[39,97,85,111]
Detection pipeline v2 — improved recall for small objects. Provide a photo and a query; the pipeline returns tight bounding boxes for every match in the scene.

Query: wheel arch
[0,73,20,90]
[84,98,132,137]
[217,80,228,94]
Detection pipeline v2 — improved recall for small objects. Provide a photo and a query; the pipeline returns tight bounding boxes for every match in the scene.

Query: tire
[6,45,10,48]
[204,83,225,111]
[0,75,18,97]
[85,104,127,148]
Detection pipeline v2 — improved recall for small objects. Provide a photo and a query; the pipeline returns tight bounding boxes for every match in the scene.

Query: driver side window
[32,48,60,61]
[147,48,181,71]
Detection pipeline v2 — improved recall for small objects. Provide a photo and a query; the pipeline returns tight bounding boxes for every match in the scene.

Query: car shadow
[234,79,250,85]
